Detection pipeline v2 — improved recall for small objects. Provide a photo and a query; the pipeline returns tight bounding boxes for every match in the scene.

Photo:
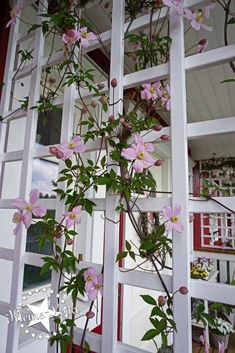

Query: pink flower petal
[162,206,172,219]
[174,204,181,216]
[12,198,27,210]
[23,212,32,229]
[134,134,144,145]
[29,189,39,206]
[174,220,184,233]
[142,153,156,166]
[133,159,144,173]
[121,147,137,161]
[87,288,98,301]
[66,217,74,229]
[74,144,85,153]
[73,205,81,214]
[165,220,173,233]
[81,38,89,49]
[145,143,154,152]
[32,206,46,217]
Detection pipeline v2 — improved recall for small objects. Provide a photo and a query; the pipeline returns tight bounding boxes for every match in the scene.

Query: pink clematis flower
[84,267,98,283]
[162,205,184,233]
[62,29,79,45]
[12,189,47,229]
[12,211,25,235]
[141,82,162,101]
[160,84,171,111]
[184,7,213,32]
[85,273,103,301]
[6,3,23,28]
[199,331,209,353]
[121,134,156,173]
[218,341,225,353]
[198,39,209,53]
[163,0,184,15]
[60,135,85,159]
[63,206,82,229]
[77,27,97,49]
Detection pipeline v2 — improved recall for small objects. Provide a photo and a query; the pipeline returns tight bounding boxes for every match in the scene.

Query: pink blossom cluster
[12,189,47,235]
[163,0,215,32]
[84,267,103,301]
[49,135,85,160]
[141,82,171,111]
[62,27,96,49]
[121,134,156,173]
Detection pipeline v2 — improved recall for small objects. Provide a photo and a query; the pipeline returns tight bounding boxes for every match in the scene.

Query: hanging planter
[210,332,230,350]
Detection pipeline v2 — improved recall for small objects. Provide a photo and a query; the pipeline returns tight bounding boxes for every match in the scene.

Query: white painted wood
[5,1,46,352]
[187,116,235,139]
[118,270,172,292]
[194,251,235,263]
[0,301,10,314]
[0,248,14,261]
[101,1,125,352]
[191,280,235,306]
[169,7,192,353]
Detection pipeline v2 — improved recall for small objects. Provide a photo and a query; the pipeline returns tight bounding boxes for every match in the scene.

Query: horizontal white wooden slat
[12,63,35,81]
[117,342,152,353]
[24,252,44,267]
[17,30,35,44]
[124,63,169,89]
[185,44,235,72]
[189,197,235,214]
[78,261,102,273]
[3,196,235,214]
[187,117,235,139]
[118,269,173,292]
[0,150,23,162]
[73,327,167,353]
[73,328,102,352]
[2,108,26,122]
[124,45,235,90]
[0,300,10,315]
[194,251,235,263]
[0,247,14,261]
[191,280,235,306]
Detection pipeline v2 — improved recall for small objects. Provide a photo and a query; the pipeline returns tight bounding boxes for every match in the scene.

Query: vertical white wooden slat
[47,85,76,353]
[0,0,21,195]
[169,8,192,353]
[101,0,125,352]
[6,2,47,352]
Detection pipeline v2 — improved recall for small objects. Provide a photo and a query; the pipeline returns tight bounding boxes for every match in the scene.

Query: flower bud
[179,286,188,295]
[158,295,167,307]
[155,159,164,166]
[109,115,115,123]
[97,83,105,90]
[154,124,163,131]
[81,106,88,114]
[48,77,56,84]
[99,95,108,105]
[49,146,64,159]
[111,78,117,88]
[91,100,97,108]
[86,311,95,319]
[160,134,169,141]
[54,231,62,239]
[66,238,74,245]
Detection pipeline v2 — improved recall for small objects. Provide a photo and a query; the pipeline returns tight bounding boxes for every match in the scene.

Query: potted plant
[209,317,234,349]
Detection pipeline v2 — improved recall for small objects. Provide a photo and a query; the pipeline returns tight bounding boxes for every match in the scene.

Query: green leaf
[125,240,131,251]
[151,306,167,318]
[141,329,158,341]
[221,79,235,83]
[228,17,235,24]
[116,251,128,261]
[140,295,157,306]
[65,159,72,169]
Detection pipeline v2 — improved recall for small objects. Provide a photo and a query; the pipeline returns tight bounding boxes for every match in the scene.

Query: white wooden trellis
[0,1,235,353]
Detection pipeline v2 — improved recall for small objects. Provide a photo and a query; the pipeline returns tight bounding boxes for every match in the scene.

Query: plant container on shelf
[210,332,230,350]
[158,346,173,353]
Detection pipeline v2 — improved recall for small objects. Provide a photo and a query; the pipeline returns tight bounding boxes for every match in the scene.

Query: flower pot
[210,332,230,349]
[158,346,173,353]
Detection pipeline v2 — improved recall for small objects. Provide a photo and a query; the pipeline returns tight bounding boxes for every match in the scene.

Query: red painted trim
[0,3,10,100]
[193,162,202,249]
